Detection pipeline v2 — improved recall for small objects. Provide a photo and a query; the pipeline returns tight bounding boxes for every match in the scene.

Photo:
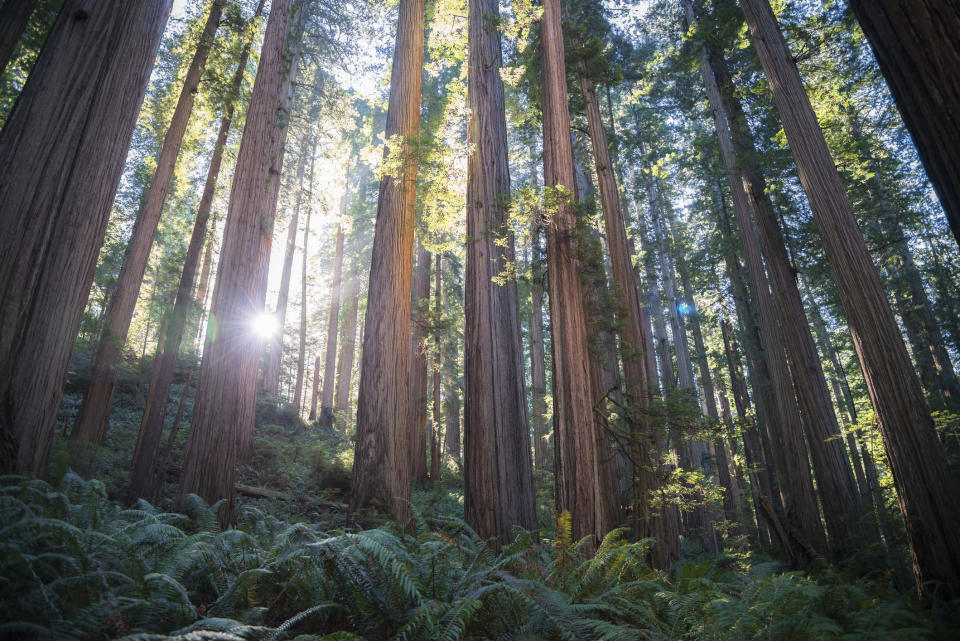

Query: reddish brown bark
[351,0,425,520]
[741,0,960,598]
[540,0,603,544]
[73,0,224,446]
[176,0,298,524]
[462,0,536,539]
[0,0,170,475]
[128,0,265,503]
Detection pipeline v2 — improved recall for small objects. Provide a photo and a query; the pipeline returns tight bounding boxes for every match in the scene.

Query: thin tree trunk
[410,245,430,483]
[443,256,462,460]
[529,221,549,469]
[740,0,960,598]
[309,355,321,420]
[128,1,265,503]
[849,0,960,249]
[154,364,194,501]
[351,0,425,521]
[294,174,313,416]
[176,0,299,525]
[430,252,442,482]
[72,1,224,446]
[0,0,37,77]
[320,221,344,426]
[0,0,170,475]
[334,280,358,412]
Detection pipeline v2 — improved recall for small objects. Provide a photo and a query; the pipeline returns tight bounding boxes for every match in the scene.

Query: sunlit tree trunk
[741,0,960,598]
[463,0,536,538]
[319,221,344,426]
[0,0,36,77]
[849,0,960,248]
[128,1,266,503]
[351,0,425,520]
[176,0,299,524]
[72,1,224,447]
[0,0,170,475]
[540,0,602,544]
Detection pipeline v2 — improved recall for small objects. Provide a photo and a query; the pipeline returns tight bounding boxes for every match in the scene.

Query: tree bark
[0,0,170,475]
[128,0,265,503]
[740,0,960,599]
[319,221,345,425]
[464,0,540,536]
[351,0,425,521]
[409,245,430,483]
[848,0,960,249]
[334,279,359,412]
[72,0,224,446]
[686,0,867,557]
[0,0,37,77]
[540,0,604,545]
[176,0,299,525]
[577,65,655,538]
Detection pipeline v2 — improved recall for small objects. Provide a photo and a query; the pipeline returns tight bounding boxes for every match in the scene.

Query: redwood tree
[72,0,225,447]
[463,0,536,540]
[351,0,425,520]
[540,0,604,543]
[740,0,960,599]
[0,0,170,475]
[176,0,299,523]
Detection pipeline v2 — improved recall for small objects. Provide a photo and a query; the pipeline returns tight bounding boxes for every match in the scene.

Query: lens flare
[250,312,278,339]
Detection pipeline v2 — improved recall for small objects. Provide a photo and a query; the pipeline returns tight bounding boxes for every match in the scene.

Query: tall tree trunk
[577,66,655,542]
[464,0,543,536]
[849,0,960,249]
[319,221,344,426]
[541,0,605,545]
[293,177,313,416]
[128,0,266,503]
[351,0,425,520]
[529,222,550,469]
[410,245,430,483]
[0,0,170,475]
[443,256,462,460]
[334,279,358,413]
[0,0,36,77]
[686,1,867,558]
[72,1,224,446]
[309,355,321,420]
[430,252,442,482]
[176,0,299,525]
[740,0,960,598]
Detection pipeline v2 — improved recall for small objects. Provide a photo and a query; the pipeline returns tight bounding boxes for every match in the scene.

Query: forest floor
[1,353,958,640]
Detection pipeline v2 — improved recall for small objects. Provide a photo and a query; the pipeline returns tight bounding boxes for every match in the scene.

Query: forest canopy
[1,0,959,639]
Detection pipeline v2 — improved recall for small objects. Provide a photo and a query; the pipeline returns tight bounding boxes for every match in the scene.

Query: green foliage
[2,475,950,641]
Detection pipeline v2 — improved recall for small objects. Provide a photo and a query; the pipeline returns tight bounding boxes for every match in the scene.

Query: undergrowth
[1,474,950,641]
